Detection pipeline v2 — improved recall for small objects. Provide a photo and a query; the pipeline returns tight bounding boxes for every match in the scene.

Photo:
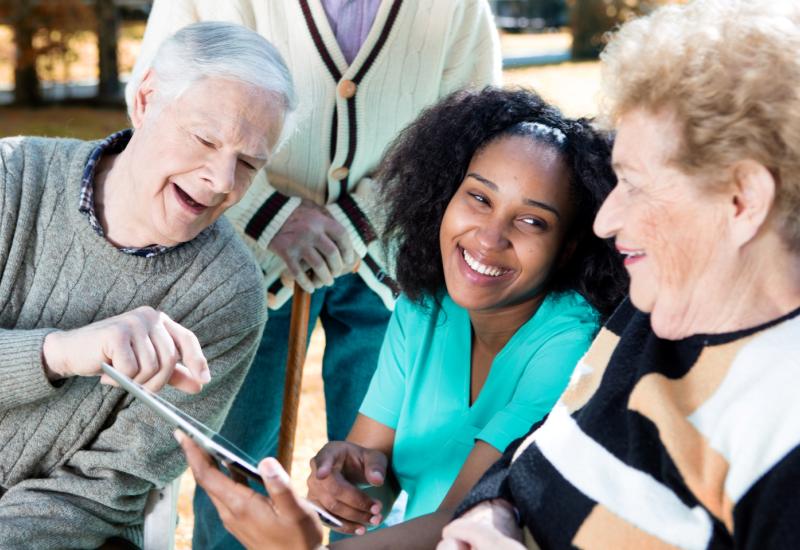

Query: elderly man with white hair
[0,21,293,549]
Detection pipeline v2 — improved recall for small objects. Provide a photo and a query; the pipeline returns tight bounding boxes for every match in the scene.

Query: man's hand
[268,199,355,293]
[307,441,387,535]
[178,431,324,550]
[437,500,526,550]
[42,306,209,394]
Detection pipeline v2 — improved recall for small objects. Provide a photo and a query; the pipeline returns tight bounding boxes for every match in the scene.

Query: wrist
[41,331,66,381]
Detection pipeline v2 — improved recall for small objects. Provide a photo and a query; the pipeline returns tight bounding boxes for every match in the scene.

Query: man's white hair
[127,21,296,120]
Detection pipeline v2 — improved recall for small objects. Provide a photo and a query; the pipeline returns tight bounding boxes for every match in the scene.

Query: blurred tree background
[567,0,685,59]
[0,0,144,106]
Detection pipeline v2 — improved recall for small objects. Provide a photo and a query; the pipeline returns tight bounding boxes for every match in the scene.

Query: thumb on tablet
[259,458,305,520]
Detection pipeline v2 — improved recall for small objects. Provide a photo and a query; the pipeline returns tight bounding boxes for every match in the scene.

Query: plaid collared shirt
[78,129,172,258]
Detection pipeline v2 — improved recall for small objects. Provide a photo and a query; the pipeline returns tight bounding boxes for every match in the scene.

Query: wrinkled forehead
[170,77,285,152]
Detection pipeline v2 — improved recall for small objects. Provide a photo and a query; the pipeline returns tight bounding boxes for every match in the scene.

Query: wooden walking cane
[277,284,312,474]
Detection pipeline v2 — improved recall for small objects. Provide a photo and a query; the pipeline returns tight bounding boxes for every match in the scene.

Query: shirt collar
[78,129,174,258]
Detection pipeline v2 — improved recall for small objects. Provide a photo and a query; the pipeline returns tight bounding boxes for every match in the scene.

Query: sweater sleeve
[0,139,64,409]
[439,0,503,95]
[732,444,800,548]
[0,296,265,548]
[0,329,62,410]
[454,421,544,519]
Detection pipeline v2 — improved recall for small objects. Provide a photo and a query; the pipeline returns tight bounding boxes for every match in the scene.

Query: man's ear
[130,68,158,129]
[729,159,777,247]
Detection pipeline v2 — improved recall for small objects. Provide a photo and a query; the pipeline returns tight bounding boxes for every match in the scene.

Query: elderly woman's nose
[593,186,623,239]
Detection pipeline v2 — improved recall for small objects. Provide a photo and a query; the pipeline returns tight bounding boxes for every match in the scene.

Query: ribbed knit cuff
[0,328,61,409]
[257,195,302,250]
[326,201,370,259]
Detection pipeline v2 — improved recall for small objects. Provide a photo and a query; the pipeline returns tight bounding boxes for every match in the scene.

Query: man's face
[128,75,284,246]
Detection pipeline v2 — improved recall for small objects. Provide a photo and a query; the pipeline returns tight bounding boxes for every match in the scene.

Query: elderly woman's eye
[239,159,257,171]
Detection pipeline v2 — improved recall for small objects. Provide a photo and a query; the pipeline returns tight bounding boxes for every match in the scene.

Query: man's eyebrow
[467,172,560,219]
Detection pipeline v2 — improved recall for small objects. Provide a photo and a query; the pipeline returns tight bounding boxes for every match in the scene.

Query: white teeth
[623,251,645,258]
[462,249,506,277]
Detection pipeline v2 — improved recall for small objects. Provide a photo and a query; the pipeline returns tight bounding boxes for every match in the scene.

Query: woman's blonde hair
[600,0,800,250]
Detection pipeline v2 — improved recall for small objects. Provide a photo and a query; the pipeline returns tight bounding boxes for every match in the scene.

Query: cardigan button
[331,166,350,180]
[337,79,357,99]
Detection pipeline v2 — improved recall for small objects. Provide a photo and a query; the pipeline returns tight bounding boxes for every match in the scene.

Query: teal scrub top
[359,290,600,520]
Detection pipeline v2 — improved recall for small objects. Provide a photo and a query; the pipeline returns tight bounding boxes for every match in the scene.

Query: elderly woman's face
[439,135,574,314]
[594,108,734,339]
[129,76,284,246]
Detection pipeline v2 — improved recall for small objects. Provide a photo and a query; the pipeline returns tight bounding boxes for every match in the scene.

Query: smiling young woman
[302,87,628,543]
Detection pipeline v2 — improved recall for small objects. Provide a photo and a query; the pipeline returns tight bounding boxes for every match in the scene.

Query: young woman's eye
[520,217,547,230]
[467,192,489,205]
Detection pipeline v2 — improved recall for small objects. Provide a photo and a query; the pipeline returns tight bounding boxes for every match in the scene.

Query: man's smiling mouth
[173,183,209,213]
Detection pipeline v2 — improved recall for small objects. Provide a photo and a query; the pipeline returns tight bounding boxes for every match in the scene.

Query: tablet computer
[100,362,342,528]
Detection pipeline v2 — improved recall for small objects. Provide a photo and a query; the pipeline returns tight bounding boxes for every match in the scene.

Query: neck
[469,293,546,355]
[94,147,151,249]
[654,235,800,339]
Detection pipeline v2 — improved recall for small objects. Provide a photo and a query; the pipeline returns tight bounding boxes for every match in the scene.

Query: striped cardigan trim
[244,192,291,240]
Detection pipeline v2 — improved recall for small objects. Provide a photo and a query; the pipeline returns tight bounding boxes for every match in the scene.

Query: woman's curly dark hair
[378,87,628,319]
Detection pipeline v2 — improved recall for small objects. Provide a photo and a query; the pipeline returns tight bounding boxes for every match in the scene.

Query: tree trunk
[570,0,613,60]
[12,3,41,106]
[96,0,120,103]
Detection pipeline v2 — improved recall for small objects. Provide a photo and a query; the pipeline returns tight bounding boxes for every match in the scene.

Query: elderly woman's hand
[177,430,324,550]
[41,306,209,393]
[437,500,526,550]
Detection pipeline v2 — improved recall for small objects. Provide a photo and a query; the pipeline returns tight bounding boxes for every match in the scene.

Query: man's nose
[205,153,237,194]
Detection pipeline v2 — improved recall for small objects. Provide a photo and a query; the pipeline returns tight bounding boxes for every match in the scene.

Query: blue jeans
[192,274,391,549]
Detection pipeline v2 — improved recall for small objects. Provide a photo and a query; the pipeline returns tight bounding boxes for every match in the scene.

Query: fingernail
[355,527,366,536]
[173,430,184,443]
[370,515,381,525]
[370,503,381,515]
[371,470,384,482]
[199,369,211,383]
[261,457,290,484]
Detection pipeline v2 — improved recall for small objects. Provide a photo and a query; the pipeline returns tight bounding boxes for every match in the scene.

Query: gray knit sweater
[0,136,267,548]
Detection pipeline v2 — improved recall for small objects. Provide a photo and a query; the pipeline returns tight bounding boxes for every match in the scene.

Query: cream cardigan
[128,0,502,309]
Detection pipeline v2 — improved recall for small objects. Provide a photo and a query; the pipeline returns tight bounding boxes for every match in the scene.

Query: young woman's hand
[307,441,387,535]
[177,431,324,550]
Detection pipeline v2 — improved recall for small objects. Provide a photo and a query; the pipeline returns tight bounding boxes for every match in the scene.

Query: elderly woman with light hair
[436,0,800,548]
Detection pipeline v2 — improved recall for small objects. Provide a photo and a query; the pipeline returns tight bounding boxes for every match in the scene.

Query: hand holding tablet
[99,362,342,528]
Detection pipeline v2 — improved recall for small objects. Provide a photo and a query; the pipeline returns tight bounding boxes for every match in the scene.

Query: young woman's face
[439,134,574,313]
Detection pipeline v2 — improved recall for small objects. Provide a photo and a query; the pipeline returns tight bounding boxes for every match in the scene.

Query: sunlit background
[0,1,680,547]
